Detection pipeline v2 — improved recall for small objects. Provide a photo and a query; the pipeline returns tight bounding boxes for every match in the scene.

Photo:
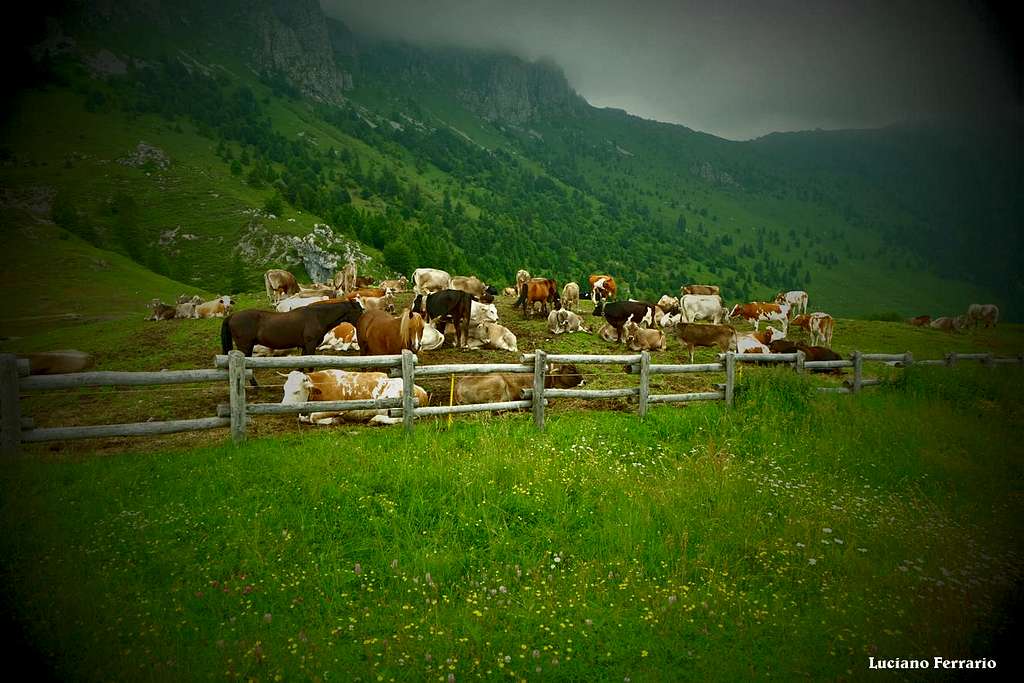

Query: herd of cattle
[907,304,1000,333]
[130,263,1006,427]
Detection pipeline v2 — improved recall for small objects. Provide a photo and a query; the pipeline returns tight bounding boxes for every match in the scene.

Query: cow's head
[478,303,498,323]
[281,371,318,404]
[727,304,740,319]
[549,363,585,388]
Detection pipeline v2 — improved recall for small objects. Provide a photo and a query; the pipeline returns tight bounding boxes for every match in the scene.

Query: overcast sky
[320,0,1021,140]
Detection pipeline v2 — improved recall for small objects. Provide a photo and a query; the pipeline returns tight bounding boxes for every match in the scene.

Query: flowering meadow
[1,366,1022,680]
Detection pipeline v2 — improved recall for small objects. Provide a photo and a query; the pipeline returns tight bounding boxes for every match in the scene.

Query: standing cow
[412,268,452,295]
[264,269,299,303]
[775,291,809,318]
[562,282,580,312]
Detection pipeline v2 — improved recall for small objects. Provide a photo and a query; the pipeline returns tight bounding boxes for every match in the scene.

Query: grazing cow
[547,308,591,334]
[175,294,203,319]
[412,268,452,295]
[467,322,519,352]
[967,304,999,328]
[356,291,396,314]
[502,286,518,297]
[277,294,329,312]
[562,282,580,312]
[455,363,583,405]
[775,290,809,317]
[147,299,177,321]
[413,289,474,348]
[333,260,358,294]
[515,278,561,317]
[728,302,790,335]
[790,314,812,337]
[908,315,932,327]
[624,321,666,351]
[598,323,622,343]
[281,369,428,426]
[451,275,498,299]
[379,276,408,292]
[674,322,738,363]
[515,269,531,293]
[356,308,425,355]
[589,275,617,314]
[600,300,656,342]
[317,322,359,352]
[419,322,445,351]
[681,284,720,296]
[808,313,834,347]
[656,295,680,315]
[19,350,94,375]
[196,295,235,318]
[681,294,726,325]
[264,269,299,303]
[930,316,962,333]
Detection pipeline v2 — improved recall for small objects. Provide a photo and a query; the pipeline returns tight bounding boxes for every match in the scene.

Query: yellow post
[448,374,455,427]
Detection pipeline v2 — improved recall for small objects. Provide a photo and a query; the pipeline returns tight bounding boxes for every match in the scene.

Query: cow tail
[220,316,233,355]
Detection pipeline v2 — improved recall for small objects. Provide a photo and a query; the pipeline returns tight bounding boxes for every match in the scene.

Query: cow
[656,295,680,316]
[907,315,932,327]
[471,301,499,325]
[412,268,452,295]
[589,275,617,314]
[147,299,177,321]
[547,308,591,334]
[252,345,295,357]
[355,291,396,314]
[659,312,683,329]
[467,322,518,352]
[502,286,518,297]
[379,276,408,292]
[515,269,531,293]
[600,300,656,342]
[681,284,720,296]
[298,284,337,298]
[736,335,771,354]
[451,275,498,300]
[681,294,726,325]
[175,295,203,319]
[515,278,561,317]
[562,282,580,312]
[967,304,999,328]
[674,322,738,363]
[354,276,375,289]
[728,301,790,335]
[790,314,812,337]
[341,287,389,301]
[196,296,235,318]
[930,316,959,332]
[598,323,622,343]
[795,342,845,374]
[333,260,358,294]
[277,295,329,312]
[455,363,583,405]
[775,290,809,317]
[19,350,94,375]
[419,322,446,351]
[624,321,666,352]
[316,322,359,352]
[413,289,474,348]
[808,313,834,347]
[264,269,299,303]
[280,369,428,426]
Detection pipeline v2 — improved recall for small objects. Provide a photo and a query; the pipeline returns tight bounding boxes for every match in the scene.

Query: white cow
[681,294,726,324]
[547,308,590,334]
[471,301,499,325]
[562,282,580,312]
[775,290,808,318]
[412,268,452,295]
[419,322,446,351]
[467,322,518,351]
[277,295,328,312]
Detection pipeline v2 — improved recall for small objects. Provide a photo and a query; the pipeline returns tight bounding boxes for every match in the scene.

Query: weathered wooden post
[983,352,995,369]
[852,350,863,393]
[401,349,416,434]
[638,350,651,418]
[945,352,958,367]
[0,354,22,456]
[533,349,546,430]
[794,349,805,374]
[903,351,914,368]
[724,351,736,407]
[228,350,247,444]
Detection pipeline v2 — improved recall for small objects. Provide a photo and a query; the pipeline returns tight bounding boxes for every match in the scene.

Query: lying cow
[674,322,738,363]
[147,299,177,321]
[175,295,203,319]
[277,294,329,312]
[252,345,295,357]
[19,350,94,375]
[281,369,428,426]
[502,286,518,297]
[930,316,964,333]
[624,321,666,351]
[467,322,518,352]
[196,295,234,318]
[547,309,590,334]
[598,323,622,343]
[379,277,408,293]
[317,322,359,352]
[907,315,931,327]
[419,322,446,351]
[356,291,396,314]
[656,295,680,316]
[455,363,583,404]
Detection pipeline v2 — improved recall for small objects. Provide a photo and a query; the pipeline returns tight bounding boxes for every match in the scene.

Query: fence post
[945,352,958,367]
[638,350,650,418]
[533,349,546,430]
[724,352,736,407]
[904,351,914,368]
[983,353,995,369]
[794,350,805,374]
[0,354,22,456]
[852,351,863,393]
[401,349,416,434]
[228,350,246,444]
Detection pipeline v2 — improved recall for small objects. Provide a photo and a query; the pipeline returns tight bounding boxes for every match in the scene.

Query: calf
[624,321,666,351]
[281,369,428,426]
[147,299,177,321]
[930,316,962,333]
[674,322,737,363]
[598,323,622,343]
[455,364,583,404]
[601,300,656,342]
[467,322,518,352]
[317,322,359,352]
[547,308,591,334]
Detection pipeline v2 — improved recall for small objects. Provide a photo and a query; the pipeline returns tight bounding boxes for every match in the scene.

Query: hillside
[2,0,1020,327]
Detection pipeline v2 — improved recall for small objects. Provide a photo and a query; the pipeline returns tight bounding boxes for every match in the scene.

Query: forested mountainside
[2,0,1020,318]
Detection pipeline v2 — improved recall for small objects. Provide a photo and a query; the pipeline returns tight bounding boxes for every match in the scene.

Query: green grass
[1,367,1021,680]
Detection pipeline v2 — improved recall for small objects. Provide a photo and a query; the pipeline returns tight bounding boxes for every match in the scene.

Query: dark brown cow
[413,289,475,348]
[514,278,561,317]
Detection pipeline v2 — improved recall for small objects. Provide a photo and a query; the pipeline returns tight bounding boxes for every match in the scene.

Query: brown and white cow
[808,313,834,347]
[929,316,963,333]
[148,299,177,321]
[656,295,680,316]
[455,364,583,405]
[196,295,234,319]
[589,274,617,314]
[281,370,428,426]
[775,290,809,317]
[412,268,452,295]
[264,269,299,303]
[728,301,790,335]
[317,322,359,352]
[674,322,738,363]
[624,321,666,351]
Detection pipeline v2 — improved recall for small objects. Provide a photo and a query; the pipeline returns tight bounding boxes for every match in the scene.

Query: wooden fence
[2,349,1022,453]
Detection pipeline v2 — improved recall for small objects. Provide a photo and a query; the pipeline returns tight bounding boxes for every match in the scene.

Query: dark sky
[321,0,1021,140]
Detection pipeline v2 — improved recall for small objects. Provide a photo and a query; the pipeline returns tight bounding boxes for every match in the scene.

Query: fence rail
[2,347,1022,453]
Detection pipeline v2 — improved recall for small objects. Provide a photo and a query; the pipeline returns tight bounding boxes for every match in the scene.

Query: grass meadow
[1,364,1022,681]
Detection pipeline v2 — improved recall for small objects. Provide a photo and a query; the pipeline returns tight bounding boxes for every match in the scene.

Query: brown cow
[624,322,666,351]
[681,284,720,296]
[907,315,932,327]
[455,364,583,404]
[19,350,94,375]
[515,278,561,317]
[147,299,177,321]
[674,322,737,363]
[264,269,299,303]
